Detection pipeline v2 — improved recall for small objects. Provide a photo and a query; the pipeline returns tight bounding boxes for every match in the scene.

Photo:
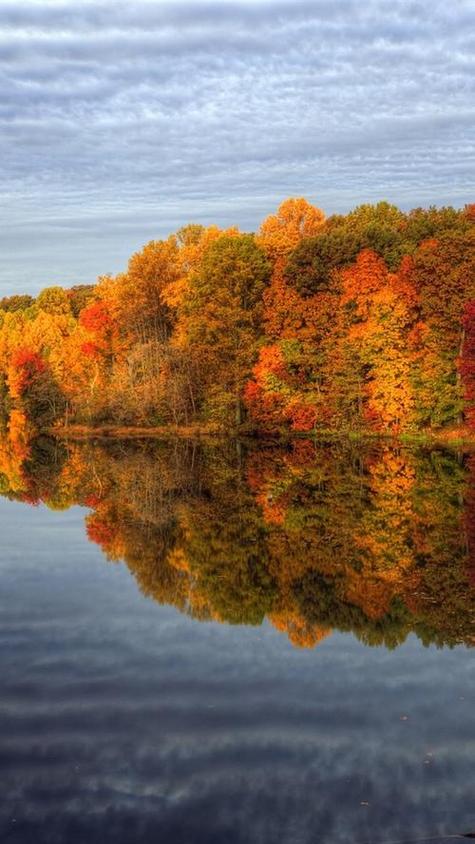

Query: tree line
[1,198,474,435]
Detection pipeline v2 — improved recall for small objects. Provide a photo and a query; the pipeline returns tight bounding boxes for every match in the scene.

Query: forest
[0,198,474,438]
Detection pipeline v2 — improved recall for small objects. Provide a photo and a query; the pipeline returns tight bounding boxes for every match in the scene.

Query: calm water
[0,437,474,843]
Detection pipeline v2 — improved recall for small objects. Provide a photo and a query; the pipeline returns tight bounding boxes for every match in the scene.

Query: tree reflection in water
[1,432,474,649]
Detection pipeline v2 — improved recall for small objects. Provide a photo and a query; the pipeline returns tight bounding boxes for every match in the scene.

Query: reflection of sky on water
[0,496,474,844]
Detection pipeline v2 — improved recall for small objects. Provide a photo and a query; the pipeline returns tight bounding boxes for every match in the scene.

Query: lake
[0,436,474,843]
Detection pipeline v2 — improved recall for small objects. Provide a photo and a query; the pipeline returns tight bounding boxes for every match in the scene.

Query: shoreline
[44,424,475,448]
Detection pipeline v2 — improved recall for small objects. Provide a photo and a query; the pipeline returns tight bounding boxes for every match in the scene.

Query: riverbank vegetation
[1,198,474,438]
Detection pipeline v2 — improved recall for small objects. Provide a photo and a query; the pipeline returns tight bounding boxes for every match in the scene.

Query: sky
[0,0,474,296]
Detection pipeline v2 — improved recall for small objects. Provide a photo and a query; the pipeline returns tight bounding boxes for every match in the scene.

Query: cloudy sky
[0,0,474,295]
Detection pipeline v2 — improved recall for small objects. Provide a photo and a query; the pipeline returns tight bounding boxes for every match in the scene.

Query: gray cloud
[0,0,473,294]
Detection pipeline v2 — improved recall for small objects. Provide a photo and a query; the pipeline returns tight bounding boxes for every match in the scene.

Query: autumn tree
[0,294,34,313]
[36,286,71,316]
[68,284,96,318]
[459,300,475,429]
[257,197,325,263]
[179,234,270,425]
[407,229,475,427]
[7,347,64,429]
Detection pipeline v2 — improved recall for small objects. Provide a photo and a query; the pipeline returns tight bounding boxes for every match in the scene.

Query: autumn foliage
[9,348,46,396]
[459,301,475,428]
[0,198,474,435]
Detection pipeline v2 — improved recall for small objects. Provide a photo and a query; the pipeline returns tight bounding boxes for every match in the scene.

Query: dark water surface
[0,438,474,843]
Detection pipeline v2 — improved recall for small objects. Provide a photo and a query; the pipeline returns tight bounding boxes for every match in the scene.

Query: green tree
[183,234,271,425]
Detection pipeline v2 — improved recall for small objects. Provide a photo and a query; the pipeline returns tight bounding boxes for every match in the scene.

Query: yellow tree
[338,250,418,431]
[257,197,325,264]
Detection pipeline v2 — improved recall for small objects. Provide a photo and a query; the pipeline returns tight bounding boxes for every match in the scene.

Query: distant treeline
[1,198,474,435]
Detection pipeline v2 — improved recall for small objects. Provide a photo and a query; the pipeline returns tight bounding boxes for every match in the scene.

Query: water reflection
[1,434,474,649]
